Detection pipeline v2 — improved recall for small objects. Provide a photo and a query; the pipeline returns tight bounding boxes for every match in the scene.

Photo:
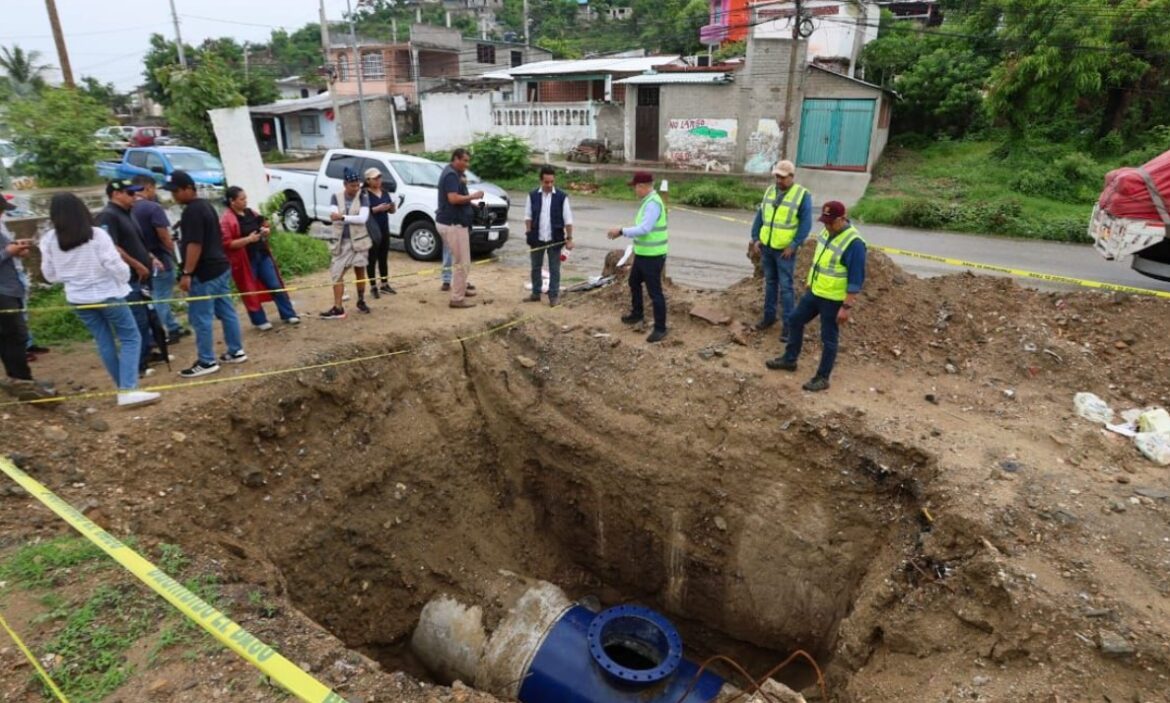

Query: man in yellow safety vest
[748,160,813,341]
[765,200,866,392]
[607,171,668,343]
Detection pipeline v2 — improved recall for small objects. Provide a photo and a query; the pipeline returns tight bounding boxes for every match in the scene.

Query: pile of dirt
[1,253,1169,703]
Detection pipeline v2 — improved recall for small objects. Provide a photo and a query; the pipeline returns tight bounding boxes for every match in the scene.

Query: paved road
[502,193,1168,295]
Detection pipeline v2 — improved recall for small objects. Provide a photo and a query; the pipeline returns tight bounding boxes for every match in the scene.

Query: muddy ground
[1,246,1169,703]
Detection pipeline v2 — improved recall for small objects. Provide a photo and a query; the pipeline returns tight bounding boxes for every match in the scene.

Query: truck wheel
[280,200,310,233]
[404,220,442,261]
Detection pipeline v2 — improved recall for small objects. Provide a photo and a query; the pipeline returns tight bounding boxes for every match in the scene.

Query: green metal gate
[796,99,875,171]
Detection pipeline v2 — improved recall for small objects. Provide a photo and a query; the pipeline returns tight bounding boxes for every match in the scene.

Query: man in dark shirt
[436,148,483,308]
[163,170,246,378]
[96,178,156,375]
[131,174,187,342]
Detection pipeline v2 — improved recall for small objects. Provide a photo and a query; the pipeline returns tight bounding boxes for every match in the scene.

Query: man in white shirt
[523,165,574,307]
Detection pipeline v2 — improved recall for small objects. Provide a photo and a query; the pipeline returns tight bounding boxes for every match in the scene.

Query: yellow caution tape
[0,457,349,703]
[672,205,1170,300]
[0,609,72,703]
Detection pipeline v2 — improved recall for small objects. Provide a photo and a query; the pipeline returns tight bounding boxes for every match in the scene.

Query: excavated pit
[172,324,936,696]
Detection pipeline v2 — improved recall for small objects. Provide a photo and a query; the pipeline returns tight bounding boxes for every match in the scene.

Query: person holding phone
[0,196,54,400]
[220,186,300,331]
[363,167,397,298]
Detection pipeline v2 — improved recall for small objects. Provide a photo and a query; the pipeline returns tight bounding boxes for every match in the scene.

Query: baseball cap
[343,167,362,183]
[818,200,847,224]
[160,170,196,192]
[106,178,144,197]
[363,167,382,181]
[772,160,795,177]
[627,171,653,186]
[1,195,15,212]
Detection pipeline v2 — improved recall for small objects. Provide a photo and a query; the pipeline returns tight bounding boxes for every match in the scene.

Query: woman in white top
[39,193,160,408]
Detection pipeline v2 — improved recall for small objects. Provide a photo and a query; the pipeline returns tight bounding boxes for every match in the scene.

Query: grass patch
[851,139,1112,242]
[267,231,331,277]
[27,286,90,346]
[0,536,106,588]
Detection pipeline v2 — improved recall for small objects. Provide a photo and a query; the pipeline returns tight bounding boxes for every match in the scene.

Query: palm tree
[0,45,52,96]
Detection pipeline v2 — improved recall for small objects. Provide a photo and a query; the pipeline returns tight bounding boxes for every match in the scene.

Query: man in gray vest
[524,165,574,307]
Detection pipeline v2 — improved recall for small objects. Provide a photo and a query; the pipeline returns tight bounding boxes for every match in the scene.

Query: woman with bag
[220,186,300,330]
[363,167,397,298]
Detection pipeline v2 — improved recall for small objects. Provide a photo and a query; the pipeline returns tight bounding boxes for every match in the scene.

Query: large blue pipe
[518,604,726,703]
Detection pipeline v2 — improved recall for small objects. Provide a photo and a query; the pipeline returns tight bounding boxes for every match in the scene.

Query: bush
[678,182,736,208]
[1009,151,1101,204]
[28,286,90,345]
[468,135,531,180]
[7,88,112,187]
[158,56,246,154]
[267,232,331,277]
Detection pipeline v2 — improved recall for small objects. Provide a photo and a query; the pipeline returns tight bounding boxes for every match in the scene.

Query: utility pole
[320,0,344,146]
[345,0,372,150]
[44,0,74,88]
[168,0,187,68]
[243,43,250,80]
[780,0,802,160]
[522,0,530,44]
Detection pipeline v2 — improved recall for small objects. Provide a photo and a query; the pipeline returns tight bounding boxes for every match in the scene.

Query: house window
[511,50,523,68]
[337,54,351,81]
[362,51,385,79]
[476,44,496,64]
[300,115,322,136]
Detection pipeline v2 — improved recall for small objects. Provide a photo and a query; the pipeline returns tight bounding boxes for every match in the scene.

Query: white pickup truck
[1089,149,1170,281]
[265,149,510,261]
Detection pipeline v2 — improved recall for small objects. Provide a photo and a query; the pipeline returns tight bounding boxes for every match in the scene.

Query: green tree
[144,34,277,107]
[78,75,131,114]
[0,45,51,96]
[7,88,111,186]
[158,56,246,153]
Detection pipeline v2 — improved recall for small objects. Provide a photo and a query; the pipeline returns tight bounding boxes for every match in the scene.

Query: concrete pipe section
[411,573,806,703]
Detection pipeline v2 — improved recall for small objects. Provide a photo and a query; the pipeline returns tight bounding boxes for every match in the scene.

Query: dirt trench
[99,320,936,697]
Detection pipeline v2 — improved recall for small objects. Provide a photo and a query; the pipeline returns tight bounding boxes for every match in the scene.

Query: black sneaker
[525,293,541,303]
[356,299,371,314]
[148,351,174,365]
[320,306,347,320]
[179,360,220,378]
[753,318,776,331]
[766,357,798,371]
[370,286,381,300]
[802,376,830,392]
[219,350,248,364]
[646,328,667,343]
[380,283,396,295]
[621,313,644,324]
[440,282,451,292]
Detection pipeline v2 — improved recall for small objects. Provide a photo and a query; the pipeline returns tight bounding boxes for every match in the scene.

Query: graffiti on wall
[745,119,783,174]
[663,118,737,173]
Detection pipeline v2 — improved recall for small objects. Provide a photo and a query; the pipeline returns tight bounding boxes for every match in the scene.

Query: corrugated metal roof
[505,55,682,77]
[248,92,378,115]
[616,72,734,85]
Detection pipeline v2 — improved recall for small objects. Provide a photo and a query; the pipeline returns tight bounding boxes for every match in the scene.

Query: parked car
[97,146,224,187]
[153,134,182,147]
[128,126,171,148]
[94,125,134,151]
[267,148,510,260]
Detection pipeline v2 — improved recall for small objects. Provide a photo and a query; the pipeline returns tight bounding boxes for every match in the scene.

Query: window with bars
[476,44,496,64]
[362,51,385,79]
[300,115,322,135]
[337,54,351,81]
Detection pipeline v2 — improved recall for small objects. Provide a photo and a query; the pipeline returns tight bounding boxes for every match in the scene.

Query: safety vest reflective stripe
[633,192,669,257]
[809,226,864,301]
[759,184,807,249]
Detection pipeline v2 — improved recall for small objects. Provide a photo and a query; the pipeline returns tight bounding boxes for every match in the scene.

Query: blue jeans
[188,270,243,365]
[782,291,843,380]
[629,254,667,332]
[760,246,796,329]
[75,300,141,390]
[530,244,562,298]
[126,280,154,371]
[246,253,298,326]
[441,242,453,284]
[151,267,182,334]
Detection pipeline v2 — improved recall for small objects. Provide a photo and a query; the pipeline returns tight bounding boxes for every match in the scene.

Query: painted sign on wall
[664,118,737,172]
[745,118,783,174]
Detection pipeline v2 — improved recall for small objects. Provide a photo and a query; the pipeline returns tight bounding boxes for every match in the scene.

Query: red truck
[1089,149,1170,281]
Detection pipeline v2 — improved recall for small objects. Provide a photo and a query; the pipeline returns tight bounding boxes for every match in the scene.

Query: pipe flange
[586,605,684,685]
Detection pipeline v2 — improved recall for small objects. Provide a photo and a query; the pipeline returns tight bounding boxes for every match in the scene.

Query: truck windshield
[168,152,223,171]
[389,160,443,187]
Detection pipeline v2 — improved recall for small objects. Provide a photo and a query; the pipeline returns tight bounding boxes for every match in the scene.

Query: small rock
[43,425,68,442]
[1109,500,1128,513]
[1000,459,1021,473]
[944,363,958,374]
[1097,629,1135,657]
[972,675,991,687]
[88,418,110,433]
[1115,340,1129,350]
[713,516,728,531]
[240,470,265,488]
[698,348,716,361]
[1134,487,1170,500]
[925,393,939,405]
[689,304,732,326]
[171,431,187,443]
[515,355,537,369]
[1003,388,1017,400]
[1115,475,1131,484]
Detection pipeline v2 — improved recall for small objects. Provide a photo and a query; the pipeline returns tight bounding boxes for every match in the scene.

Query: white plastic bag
[1134,432,1170,466]
[1074,392,1115,424]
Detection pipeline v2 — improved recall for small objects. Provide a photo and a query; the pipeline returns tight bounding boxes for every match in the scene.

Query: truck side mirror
[150,166,165,174]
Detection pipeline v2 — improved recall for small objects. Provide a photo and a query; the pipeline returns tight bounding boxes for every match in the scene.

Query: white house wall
[754,0,879,71]
[421,92,495,151]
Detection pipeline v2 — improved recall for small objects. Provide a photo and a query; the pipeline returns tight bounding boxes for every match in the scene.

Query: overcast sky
[5,0,356,91]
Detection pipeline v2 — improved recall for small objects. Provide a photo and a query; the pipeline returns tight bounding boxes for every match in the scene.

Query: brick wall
[538,80,589,103]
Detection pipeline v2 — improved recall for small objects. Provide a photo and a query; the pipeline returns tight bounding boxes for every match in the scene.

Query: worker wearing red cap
[607,171,668,343]
[765,200,866,391]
